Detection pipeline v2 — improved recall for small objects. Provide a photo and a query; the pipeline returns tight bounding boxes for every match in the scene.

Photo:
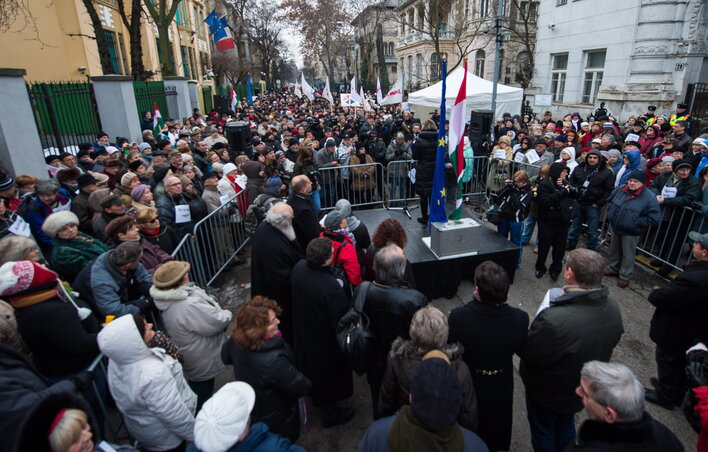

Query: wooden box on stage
[430,218,482,257]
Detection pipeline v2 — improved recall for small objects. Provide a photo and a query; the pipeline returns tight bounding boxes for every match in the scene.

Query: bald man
[287,174,321,252]
[250,202,304,344]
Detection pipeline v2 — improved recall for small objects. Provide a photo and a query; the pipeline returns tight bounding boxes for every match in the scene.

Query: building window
[384,42,394,56]
[175,2,188,26]
[103,30,126,74]
[407,55,413,84]
[416,54,422,81]
[475,49,485,77]
[519,1,538,22]
[480,0,490,17]
[392,64,397,74]
[550,53,567,102]
[582,50,605,104]
[556,0,567,5]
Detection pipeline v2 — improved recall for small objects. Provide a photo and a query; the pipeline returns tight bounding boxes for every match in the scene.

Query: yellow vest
[669,113,690,126]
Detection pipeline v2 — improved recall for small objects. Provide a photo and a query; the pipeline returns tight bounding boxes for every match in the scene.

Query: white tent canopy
[408,67,524,119]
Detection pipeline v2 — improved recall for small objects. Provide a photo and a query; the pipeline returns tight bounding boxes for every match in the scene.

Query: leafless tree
[143,0,182,76]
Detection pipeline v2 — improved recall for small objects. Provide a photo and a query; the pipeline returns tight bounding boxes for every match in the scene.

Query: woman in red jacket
[319,209,363,287]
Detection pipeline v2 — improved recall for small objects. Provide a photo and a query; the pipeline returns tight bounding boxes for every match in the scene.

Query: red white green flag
[152,102,165,137]
[448,60,468,220]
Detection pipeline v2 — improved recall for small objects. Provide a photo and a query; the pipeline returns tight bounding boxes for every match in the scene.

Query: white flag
[380,78,403,105]
[361,87,372,111]
[294,84,303,98]
[301,73,315,101]
[350,76,361,103]
[376,77,383,104]
[322,78,334,104]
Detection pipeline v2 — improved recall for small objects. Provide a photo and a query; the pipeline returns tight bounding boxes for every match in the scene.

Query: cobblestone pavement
[212,212,698,451]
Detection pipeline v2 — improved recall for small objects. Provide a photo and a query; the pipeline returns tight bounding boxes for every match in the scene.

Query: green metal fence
[27,81,103,154]
[133,81,175,119]
[202,85,213,112]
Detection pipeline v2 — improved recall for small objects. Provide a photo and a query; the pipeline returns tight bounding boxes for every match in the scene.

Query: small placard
[514,152,526,163]
[661,186,677,199]
[8,216,31,237]
[525,149,541,164]
[174,205,191,223]
[493,149,507,159]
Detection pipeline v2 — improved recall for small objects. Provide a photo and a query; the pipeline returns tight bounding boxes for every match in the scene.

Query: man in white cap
[190,382,305,452]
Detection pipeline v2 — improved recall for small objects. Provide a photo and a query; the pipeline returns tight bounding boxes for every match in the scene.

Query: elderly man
[250,202,303,344]
[645,231,708,410]
[291,237,354,427]
[520,249,624,452]
[567,361,682,451]
[73,241,152,318]
[287,175,320,252]
[363,244,428,418]
[315,138,341,209]
[156,175,193,235]
[203,127,228,150]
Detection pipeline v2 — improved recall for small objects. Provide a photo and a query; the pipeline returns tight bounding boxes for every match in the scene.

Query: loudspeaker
[225,121,251,158]
[469,110,493,156]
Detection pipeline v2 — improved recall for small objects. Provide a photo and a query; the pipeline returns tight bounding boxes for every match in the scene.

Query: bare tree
[0,0,49,46]
[246,0,286,85]
[116,0,149,80]
[143,0,182,77]
[505,0,538,89]
[79,0,115,75]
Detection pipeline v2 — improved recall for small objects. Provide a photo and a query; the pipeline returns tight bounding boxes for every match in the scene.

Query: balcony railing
[396,30,456,47]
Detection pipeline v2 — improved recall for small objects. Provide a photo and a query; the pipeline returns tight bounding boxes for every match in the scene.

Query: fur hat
[103,158,122,168]
[41,211,80,238]
[55,168,81,183]
[104,216,135,241]
[153,261,191,289]
[194,382,255,452]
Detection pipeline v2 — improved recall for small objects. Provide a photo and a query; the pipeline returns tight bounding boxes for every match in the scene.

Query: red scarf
[227,175,244,194]
[621,183,644,201]
[140,226,160,236]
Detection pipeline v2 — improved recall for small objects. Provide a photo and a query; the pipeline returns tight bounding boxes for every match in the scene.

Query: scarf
[335,227,356,246]
[388,406,463,452]
[140,226,161,236]
[696,154,708,179]
[620,183,644,201]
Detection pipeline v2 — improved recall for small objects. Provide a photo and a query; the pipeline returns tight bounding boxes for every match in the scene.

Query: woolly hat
[92,172,109,186]
[77,173,97,189]
[693,138,708,149]
[131,184,149,202]
[139,142,152,152]
[324,209,346,231]
[41,210,80,238]
[673,159,692,173]
[0,261,59,301]
[152,166,171,184]
[193,382,255,452]
[661,156,675,164]
[128,160,145,173]
[222,163,237,175]
[334,199,360,230]
[153,261,191,289]
[646,157,663,170]
[105,146,119,155]
[264,176,282,195]
[409,356,461,431]
[121,172,138,188]
[0,172,16,191]
[627,169,646,184]
[599,150,611,161]
[608,149,622,160]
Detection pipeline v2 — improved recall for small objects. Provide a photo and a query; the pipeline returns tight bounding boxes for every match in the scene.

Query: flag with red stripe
[448,60,468,220]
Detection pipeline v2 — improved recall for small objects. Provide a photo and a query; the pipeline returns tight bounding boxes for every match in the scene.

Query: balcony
[396,30,456,48]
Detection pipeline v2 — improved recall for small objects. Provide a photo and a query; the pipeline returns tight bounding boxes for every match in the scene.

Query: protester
[364,218,416,286]
[495,171,532,266]
[287,174,320,251]
[221,297,311,442]
[320,208,363,287]
[448,261,529,451]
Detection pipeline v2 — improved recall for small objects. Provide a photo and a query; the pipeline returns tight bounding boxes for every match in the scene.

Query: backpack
[244,194,278,235]
[336,281,375,376]
[330,239,353,298]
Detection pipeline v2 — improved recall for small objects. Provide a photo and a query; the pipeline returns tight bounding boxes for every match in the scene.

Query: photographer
[566,149,615,251]
[496,171,533,266]
[535,163,581,281]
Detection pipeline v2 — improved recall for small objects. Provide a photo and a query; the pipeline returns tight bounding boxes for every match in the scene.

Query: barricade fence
[171,190,250,288]
[317,162,386,211]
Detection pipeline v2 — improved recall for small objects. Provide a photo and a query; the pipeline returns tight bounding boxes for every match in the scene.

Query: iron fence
[133,81,176,120]
[202,85,213,113]
[27,81,103,156]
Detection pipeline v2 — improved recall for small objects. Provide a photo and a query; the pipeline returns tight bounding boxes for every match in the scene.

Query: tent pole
[490,0,505,144]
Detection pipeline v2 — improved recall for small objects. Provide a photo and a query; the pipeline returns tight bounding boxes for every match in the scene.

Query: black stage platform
[355,208,520,300]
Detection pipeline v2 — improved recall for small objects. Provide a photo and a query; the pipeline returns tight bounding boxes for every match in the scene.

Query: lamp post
[489,0,505,142]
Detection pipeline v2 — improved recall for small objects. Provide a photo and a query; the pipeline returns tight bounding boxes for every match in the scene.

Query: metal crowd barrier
[171,190,251,288]
[86,353,131,443]
[317,162,386,211]
[385,160,418,208]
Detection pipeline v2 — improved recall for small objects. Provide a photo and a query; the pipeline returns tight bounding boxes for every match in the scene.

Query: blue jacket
[617,149,642,187]
[606,185,661,236]
[73,250,152,318]
[21,191,71,249]
[186,422,306,452]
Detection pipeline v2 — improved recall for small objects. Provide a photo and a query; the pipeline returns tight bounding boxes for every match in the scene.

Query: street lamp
[489,0,505,142]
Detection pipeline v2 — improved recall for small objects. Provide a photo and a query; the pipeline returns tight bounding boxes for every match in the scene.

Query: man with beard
[250,202,303,345]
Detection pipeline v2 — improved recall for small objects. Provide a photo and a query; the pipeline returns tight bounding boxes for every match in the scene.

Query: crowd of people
[0,89,707,452]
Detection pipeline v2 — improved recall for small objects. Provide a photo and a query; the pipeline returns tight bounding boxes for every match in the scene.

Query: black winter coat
[649,171,701,208]
[140,224,181,255]
[412,130,438,195]
[250,222,303,343]
[287,193,320,252]
[448,300,529,451]
[497,182,532,223]
[291,260,353,404]
[565,412,683,452]
[0,345,79,452]
[537,163,579,226]
[648,260,708,354]
[156,192,193,236]
[378,339,479,432]
[568,163,615,207]
[14,298,100,378]
[221,336,311,442]
[519,287,623,415]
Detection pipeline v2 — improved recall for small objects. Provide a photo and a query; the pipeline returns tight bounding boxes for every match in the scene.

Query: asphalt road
[211,214,698,451]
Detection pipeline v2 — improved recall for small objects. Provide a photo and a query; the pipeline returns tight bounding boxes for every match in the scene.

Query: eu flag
[429,58,448,224]
[247,74,253,106]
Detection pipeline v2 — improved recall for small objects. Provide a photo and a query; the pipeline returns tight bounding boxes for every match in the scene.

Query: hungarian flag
[322,79,334,104]
[152,102,165,137]
[448,60,468,220]
[230,87,238,112]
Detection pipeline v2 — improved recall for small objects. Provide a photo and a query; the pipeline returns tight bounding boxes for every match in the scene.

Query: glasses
[150,218,159,224]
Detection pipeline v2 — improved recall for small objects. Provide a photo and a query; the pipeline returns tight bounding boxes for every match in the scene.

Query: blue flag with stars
[429,58,448,224]
[247,74,253,106]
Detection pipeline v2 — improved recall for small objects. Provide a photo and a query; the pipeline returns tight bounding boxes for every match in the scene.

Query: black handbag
[331,241,353,298]
[336,281,376,376]
[486,204,501,225]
